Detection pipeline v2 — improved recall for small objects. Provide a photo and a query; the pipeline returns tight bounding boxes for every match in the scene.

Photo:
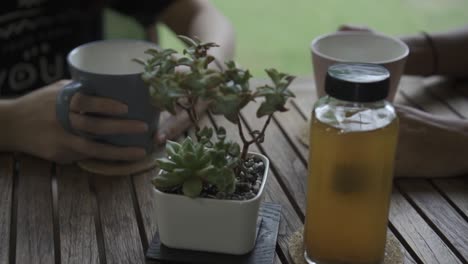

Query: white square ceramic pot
[153,152,269,255]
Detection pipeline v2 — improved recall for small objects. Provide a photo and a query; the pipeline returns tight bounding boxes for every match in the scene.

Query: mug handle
[55,81,96,139]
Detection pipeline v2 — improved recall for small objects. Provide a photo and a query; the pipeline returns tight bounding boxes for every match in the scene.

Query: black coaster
[146,202,282,264]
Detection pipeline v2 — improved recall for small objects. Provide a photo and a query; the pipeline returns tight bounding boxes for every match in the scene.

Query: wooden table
[1,76,467,264]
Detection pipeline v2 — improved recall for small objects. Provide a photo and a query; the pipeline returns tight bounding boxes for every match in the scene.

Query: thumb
[153,114,192,145]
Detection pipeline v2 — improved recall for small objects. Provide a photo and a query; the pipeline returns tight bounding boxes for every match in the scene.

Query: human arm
[339,24,468,78]
[158,0,235,68]
[0,80,148,163]
[401,26,468,77]
[152,0,235,143]
[395,105,468,177]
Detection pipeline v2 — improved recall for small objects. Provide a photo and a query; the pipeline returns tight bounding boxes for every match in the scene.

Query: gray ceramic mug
[56,39,160,154]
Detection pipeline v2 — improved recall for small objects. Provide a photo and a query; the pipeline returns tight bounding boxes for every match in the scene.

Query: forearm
[185,3,235,64]
[401,26,468,77]
[395,105,468,177]
[0,99,20,151]
[160,0,235,65]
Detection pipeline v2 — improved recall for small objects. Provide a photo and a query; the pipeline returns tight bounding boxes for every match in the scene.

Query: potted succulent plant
[135,36,295,255]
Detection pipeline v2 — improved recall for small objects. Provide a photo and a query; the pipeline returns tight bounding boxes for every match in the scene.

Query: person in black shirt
[0,0,235,163]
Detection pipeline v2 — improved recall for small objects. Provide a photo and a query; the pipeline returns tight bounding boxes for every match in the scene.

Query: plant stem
[237,114,252,161]
[188,109,200,132]
[238,114,248,145]
[260,114,273,138]
[177,101,200,132]
[239,113,273,161]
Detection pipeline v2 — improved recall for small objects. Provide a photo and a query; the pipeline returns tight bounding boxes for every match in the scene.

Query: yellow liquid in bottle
[304,113,399,264]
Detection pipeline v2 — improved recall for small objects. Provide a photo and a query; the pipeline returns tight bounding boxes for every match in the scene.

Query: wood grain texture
[0,154,14,264]
[273,254,283,264]
[389,188,462,263]
[57,165,99,264]
[432,177,468,220]
[397,179,468,261]
[272,100,308,162]
[94,175,145,264]
[210,113,303,264]
[397,77,468,218]
[15,155,55,264]
[132,158,162,244]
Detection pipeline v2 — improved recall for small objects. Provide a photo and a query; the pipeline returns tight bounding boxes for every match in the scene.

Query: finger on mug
[338,24,373,32]
[70,92,128,115]
[69,112,148,135]
[153,113,193,145]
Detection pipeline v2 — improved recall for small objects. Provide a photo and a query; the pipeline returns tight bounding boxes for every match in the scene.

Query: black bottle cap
[325,63,390,102]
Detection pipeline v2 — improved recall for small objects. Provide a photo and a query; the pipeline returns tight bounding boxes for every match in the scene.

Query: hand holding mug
[10,80,147,163]
[56,40,161,157]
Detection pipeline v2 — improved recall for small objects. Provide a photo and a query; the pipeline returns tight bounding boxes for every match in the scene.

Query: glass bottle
[304,63,399,264]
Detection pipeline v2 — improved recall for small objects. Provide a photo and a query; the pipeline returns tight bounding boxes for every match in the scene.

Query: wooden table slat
[94,176,145,264]
[397,179,468,262]
[2,76,467,264]
[0,154,14,264]
[390,188,462,263]
[287,78,316,118]
[16,155,55,264]
[132,166,162,246]
[211,114,303,264]
[273,100,309,162]
[273,254,283,264]
[57,165,100,264]
[432,178,468,219]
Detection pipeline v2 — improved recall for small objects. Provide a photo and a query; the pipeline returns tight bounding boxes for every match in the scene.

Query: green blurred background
[105,0,468,76]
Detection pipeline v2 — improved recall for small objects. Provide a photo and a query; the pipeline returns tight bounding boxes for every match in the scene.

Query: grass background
[105,0,468,76]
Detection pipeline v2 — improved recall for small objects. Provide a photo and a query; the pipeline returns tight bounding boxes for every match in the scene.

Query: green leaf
[182,152,197,168]
[132,58,146,66]
[152,172,185,189]
[178,35,199,47]
[177,57,192,66]
[196,165,217,179]
[256,94,287,117]
[215,168,236,194]
[156,158,178,171]
[182,178,203,198]
[255,85,275,97]
[172,168,192,180]
[181,137,194,153]
[170,153,184,165]
[228,142,241,157]
[283,89,296,98]
[166,140,181,157]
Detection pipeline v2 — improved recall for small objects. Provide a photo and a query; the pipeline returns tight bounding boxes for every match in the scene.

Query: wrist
[400,34,435,76]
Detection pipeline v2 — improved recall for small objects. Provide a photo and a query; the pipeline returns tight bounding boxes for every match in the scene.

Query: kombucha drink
[304,111,398,264]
